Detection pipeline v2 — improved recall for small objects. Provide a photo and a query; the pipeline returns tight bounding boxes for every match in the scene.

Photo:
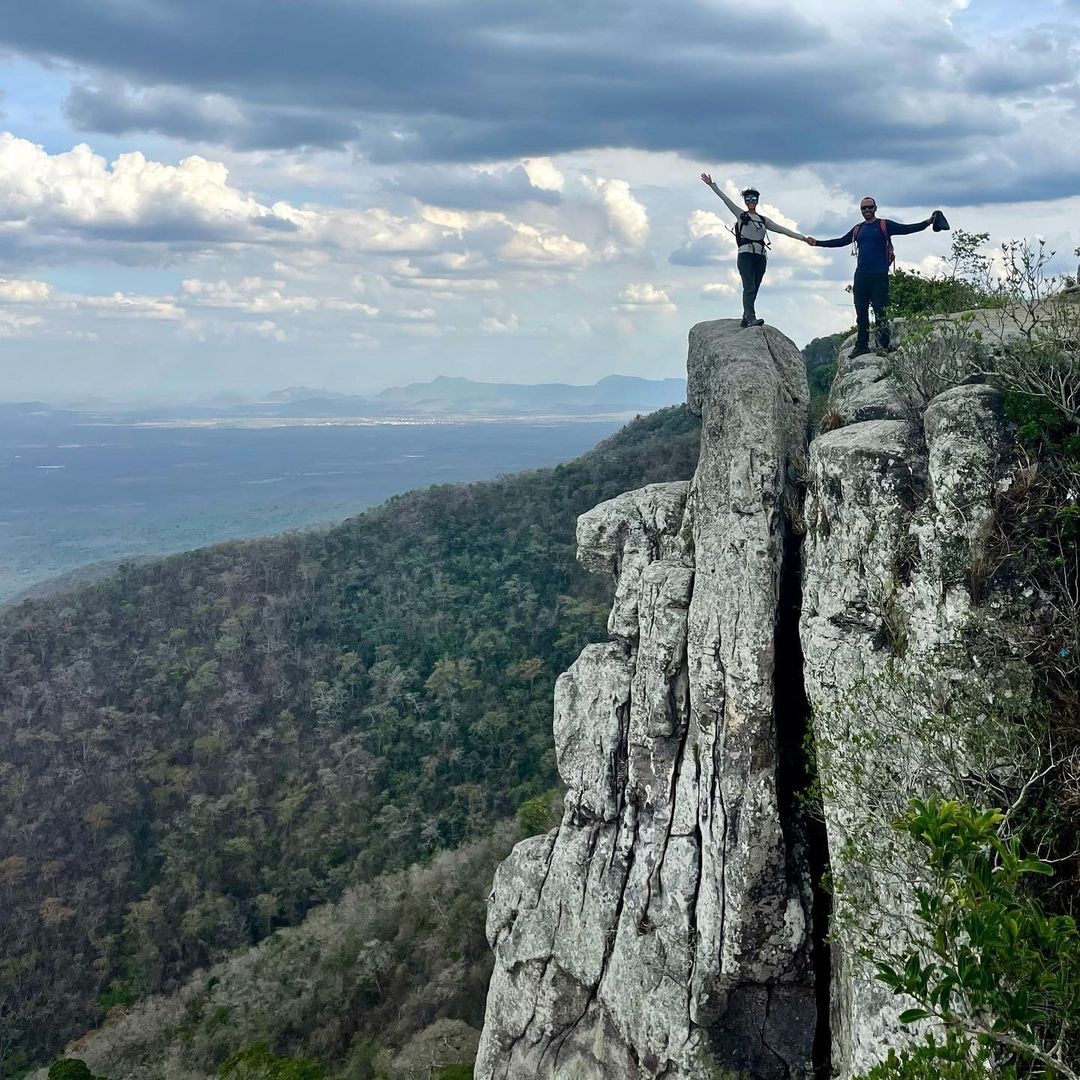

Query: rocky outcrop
[479,319,1039,1079]
[476,321,816,1079]
[800,339,1033,1075]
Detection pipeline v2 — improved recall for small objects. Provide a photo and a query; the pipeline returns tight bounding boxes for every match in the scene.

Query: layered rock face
[475,321,816,1079]
[800,340,1031,1075]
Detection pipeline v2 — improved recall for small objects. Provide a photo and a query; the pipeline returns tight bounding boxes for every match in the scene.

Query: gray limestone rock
[801,380,1034,1075]
[577,481,691,640]
[477,320,815,1079]
[828,340,907,425]
[480,312,1042,1080]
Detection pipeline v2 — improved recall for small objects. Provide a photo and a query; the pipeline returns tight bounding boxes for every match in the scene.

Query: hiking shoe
[752,317,765,327]
[850,344,872,358]
[740,317,751,328]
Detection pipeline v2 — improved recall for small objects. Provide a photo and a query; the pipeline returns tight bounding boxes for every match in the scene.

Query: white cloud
[75,293,185,320]
[180,277,379,315]
[702,279,737,297]
[522,157,565,192]
[0,278,53,302]
[668,209,737,266]
[479,313,519,333]
[582,175,650,251]
[618,282,676,313]
[498,223,590,267]
[0,310,43,336]
[0,134,292,243]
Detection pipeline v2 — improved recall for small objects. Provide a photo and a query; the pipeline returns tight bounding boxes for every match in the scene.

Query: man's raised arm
[887,216,935,236]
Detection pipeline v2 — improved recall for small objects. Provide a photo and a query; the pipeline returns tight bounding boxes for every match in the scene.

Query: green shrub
[48,1062,105,1080]
[218,1042,326,1080]
[435,1066,474,1080]
[860,797,1080,1079]
[516,789,559,837]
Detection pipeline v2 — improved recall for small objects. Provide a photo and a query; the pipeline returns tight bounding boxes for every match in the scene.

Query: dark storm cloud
[66,82,361,150]
[0,0,1014,170]
[957,26,1080,96]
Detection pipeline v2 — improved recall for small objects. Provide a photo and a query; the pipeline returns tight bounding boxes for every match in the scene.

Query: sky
[0,0,1078,402]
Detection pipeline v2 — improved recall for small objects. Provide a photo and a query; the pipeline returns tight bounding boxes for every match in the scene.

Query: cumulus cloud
[702,277,738,297]
[498,223,590,267]
[581,176,649,252]
[522,158,565,193]
[0,134,295,258]
[0,278,52,302]
[0,134,600,283]
[0,276,187,337]
[618,282,675,312]
[669,210,737,267]
[180,277,380,315]
[479,313,519,333]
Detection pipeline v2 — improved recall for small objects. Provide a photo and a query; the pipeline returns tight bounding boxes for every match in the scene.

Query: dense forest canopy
[0,406,700,1074]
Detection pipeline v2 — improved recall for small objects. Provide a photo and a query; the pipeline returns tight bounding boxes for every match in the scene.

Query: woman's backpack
[734,211,770,250]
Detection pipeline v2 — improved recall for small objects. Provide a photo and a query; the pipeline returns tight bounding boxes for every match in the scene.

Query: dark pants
[853,270,891,349]
[737,251,767,319]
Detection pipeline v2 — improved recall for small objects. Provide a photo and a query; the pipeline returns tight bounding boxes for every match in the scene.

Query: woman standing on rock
[700,174,812,327]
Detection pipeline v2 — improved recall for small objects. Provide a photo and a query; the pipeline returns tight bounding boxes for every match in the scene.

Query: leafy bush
[47,1062,107,1080]
[860,797,1080,1079]
[219,1043,326,1079]
[888,230,1000,318]
[516,789,560,837]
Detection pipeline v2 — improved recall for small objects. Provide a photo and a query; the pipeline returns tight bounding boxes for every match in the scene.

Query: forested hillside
[0,406,700,1074]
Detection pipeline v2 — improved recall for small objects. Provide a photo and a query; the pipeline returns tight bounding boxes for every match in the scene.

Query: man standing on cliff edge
[807,200,943,356]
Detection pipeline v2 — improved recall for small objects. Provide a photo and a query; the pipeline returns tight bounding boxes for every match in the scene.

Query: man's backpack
[852,218,894,268]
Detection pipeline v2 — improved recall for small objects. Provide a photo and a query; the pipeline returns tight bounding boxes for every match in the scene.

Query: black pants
[737,251,767,319]
[853,270,891,349]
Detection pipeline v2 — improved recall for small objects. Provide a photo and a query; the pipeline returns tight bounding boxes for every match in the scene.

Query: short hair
[741,187,760,199]
[860,195,876,204]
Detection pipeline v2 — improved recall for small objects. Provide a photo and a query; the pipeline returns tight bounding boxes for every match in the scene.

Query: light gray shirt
[710,184,805,256]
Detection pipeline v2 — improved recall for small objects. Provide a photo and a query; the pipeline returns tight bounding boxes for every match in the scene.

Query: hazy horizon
[3,370,689,410]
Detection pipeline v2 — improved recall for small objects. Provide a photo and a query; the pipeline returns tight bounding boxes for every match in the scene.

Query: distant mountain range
[6,375,688,423]
[200,375,688,420]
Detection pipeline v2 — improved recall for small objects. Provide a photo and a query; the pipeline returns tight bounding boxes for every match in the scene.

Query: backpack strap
[879,218,895,268]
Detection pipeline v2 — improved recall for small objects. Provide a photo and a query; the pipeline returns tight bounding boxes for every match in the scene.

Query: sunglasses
[744,196,759,202]
[861,205,876,211]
